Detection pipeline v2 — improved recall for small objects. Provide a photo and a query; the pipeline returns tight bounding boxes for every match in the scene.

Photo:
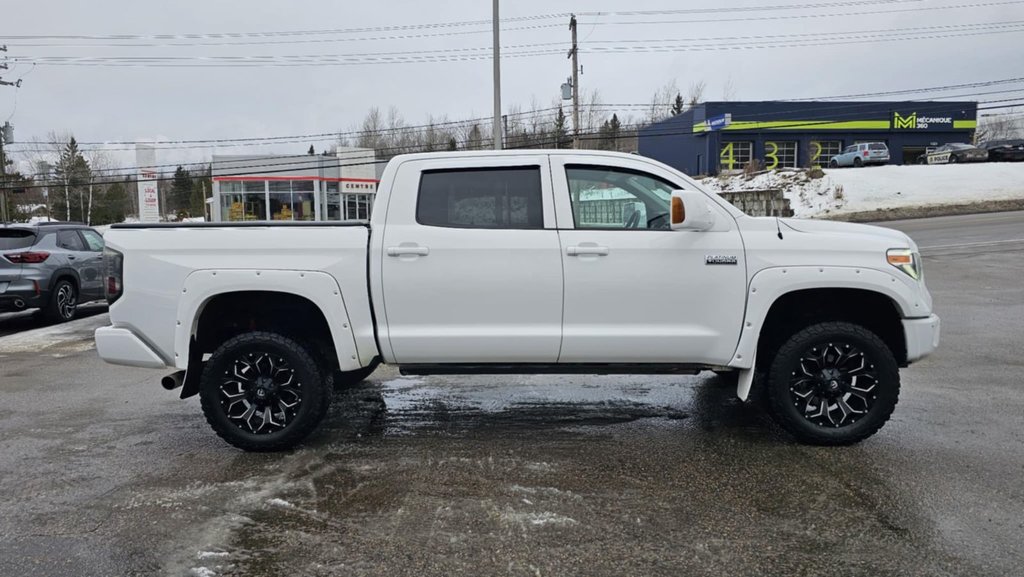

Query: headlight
[887,248,922,280]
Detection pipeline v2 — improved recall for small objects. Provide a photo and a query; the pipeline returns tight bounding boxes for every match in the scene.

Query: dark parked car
[983,139,1024,162]
[920,143,988,164]
[0,222,106,322]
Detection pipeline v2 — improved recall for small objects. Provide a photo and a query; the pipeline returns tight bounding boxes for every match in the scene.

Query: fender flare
[728,265,924,373]
[172,269,363,373]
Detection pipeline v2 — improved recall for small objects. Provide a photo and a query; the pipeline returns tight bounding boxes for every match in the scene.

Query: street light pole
[492,0,502,150]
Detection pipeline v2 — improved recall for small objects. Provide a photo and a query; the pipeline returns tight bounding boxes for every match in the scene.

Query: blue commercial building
[638,101,978,175]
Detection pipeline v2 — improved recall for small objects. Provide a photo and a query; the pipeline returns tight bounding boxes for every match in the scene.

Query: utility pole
[568,15,580,149]
[0,123,7,223]
[492,0,502,150]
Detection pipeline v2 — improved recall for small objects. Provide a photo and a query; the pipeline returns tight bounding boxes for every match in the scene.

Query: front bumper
[95,326,169,368]
[903,314,941,364]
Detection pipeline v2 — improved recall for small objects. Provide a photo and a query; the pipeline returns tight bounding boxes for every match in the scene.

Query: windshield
[0,229,37,250]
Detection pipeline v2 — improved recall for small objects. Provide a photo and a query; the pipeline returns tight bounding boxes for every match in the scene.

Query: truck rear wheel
[199,331,331,452]
[764,322,899,445]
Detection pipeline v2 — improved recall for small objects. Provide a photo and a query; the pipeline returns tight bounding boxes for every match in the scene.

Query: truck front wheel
[764,322,899,445]
[199,331,331,451]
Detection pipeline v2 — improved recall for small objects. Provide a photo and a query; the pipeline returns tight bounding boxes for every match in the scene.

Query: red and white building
[210,148,378,222]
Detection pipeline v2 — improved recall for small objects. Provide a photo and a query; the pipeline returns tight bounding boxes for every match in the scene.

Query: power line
[7,98,1022,187]
[16,22,1022,68]
[0,13,573,42]
[581,0,1024,27]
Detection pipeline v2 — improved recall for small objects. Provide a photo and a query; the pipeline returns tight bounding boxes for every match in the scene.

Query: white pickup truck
[95,150,939,451]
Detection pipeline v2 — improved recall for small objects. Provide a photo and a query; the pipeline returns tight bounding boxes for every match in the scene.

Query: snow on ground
[699,163,1024,218]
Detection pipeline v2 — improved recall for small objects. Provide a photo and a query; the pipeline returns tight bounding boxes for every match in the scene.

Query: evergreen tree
[53,137,91,222]
[170,166,193,215]
[553,106,571,149]
[307,145,315,155]
[447,137,458,151]
[671,93,685,116]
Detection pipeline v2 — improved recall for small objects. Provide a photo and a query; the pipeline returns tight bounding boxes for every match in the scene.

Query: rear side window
[0,229,37,250]
[57,230,86,251]
[417,167,544,229]
[81,229,105,251]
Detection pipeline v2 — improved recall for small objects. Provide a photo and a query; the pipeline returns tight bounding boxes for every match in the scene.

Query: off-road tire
[199,331,331,452]
[43,279,77,323]
[764,322,899,446]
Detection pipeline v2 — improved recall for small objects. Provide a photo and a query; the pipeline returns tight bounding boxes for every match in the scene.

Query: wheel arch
[174,270,366,398]
[48,268,81,292]
[730,266,924,376]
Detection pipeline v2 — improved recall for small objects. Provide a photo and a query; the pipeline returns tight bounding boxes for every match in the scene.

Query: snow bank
[700,163,1024,218]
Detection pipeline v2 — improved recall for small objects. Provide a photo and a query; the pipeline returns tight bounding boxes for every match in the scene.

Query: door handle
[68,255,77,260]
[387,246,430,257]
[566,245,609,256]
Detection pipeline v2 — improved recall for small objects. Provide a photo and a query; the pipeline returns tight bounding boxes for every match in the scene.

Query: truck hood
[779,218,916,249]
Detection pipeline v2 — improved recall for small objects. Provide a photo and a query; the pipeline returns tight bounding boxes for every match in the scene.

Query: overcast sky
[2,0,1022,169]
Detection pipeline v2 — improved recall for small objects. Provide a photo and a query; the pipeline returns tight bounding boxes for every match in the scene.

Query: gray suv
[0,222,106,322]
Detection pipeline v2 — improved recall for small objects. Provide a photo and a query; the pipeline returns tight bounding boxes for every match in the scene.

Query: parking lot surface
[1,212,1022,577]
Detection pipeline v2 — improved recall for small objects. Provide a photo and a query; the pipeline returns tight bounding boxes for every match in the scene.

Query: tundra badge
[705,255,738,265]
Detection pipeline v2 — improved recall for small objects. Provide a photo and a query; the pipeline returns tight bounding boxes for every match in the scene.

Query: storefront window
[220,181,266,221]
[344,193,372,220]
[323,181,342,220]
[270,180,316,221]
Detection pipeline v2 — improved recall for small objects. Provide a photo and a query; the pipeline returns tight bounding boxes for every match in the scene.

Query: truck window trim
[415,165,546,231]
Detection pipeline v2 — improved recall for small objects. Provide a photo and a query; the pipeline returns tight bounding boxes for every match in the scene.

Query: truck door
[378,156,563,363]
[550,156,747,366]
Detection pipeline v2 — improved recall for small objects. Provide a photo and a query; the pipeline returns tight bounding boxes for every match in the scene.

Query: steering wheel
[624,210,641,229]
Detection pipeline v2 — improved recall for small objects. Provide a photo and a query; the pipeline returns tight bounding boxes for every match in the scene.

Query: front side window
[417,167,543,229]
[565,165,677,230]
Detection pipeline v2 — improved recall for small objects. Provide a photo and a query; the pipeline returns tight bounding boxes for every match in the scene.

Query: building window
[269,180,315,221]
[323,181,341,220]
[809,141,843,168]
[719,141,753,172]
[344,193,372,220]
[220,180,266,221]
[764,141,797,169]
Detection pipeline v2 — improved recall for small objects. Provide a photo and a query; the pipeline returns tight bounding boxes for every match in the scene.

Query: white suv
[829,142,890,168]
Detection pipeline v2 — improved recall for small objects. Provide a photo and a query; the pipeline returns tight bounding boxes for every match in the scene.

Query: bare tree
[721,76,737,101]
[687,80,707,106]
[977,108,1024,143]
[647,81,679,124]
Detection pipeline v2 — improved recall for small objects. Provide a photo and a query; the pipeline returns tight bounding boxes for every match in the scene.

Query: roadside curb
[818,198,1024,222]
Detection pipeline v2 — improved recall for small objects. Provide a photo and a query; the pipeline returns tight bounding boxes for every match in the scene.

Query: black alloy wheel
[200,331,331,451]
[765,322,899,445]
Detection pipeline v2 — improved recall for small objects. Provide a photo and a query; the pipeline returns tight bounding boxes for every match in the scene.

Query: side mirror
[670,190,716,231]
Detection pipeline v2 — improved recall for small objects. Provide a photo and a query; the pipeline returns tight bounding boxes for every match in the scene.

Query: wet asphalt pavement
[1,212,1022,577]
